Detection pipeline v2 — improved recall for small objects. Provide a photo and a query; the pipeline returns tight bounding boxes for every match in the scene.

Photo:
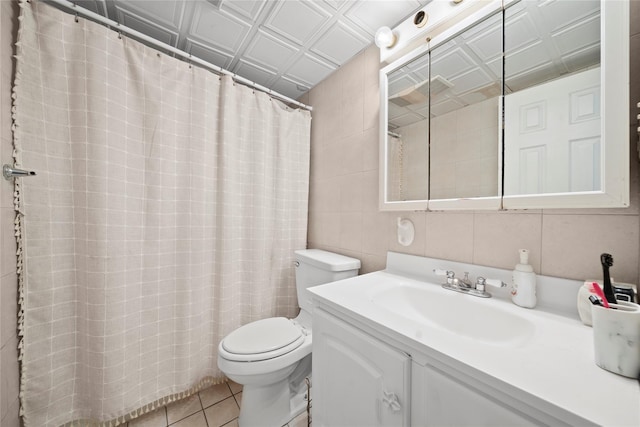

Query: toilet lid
[221,317,304,361]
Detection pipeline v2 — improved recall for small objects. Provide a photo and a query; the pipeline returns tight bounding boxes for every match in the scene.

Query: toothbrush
[590,282,610,309]
[600,253,616,304]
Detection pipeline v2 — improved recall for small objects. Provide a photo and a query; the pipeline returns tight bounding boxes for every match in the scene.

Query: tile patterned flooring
[124,381,309,427]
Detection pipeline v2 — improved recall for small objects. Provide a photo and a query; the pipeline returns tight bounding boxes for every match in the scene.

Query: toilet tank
[294,249,360,315]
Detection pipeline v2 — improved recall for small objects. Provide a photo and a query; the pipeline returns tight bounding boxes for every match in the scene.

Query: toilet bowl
[217,249,360,427]
[217,316,312,427]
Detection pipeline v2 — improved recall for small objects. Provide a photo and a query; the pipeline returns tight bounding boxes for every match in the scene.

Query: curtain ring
[117,31,122,40]
[74,13,79,23]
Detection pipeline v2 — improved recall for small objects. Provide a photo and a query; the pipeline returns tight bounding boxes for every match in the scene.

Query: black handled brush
[600,253,616,304]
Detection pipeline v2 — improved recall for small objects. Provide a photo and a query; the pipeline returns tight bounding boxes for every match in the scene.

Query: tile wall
[303,3,640,286]
[0,0,19,426]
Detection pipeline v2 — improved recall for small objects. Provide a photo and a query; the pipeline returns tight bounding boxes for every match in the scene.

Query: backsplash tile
[0,272,17,346]
[361,212,390,258]
[339,212,363,253]
[339,173,364,212]
[542,214,640,283]
[473,212,542,272]
[0,208,16,277]
[425,212,475,264]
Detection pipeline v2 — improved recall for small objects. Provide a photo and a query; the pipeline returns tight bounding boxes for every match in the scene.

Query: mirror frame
[379,0,629,211]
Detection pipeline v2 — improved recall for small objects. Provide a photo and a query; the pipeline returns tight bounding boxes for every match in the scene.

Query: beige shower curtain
[12,1,311,425]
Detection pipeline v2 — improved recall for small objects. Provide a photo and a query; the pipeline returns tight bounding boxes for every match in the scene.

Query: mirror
[428,10,502,206]
[504,0,601,196]
[386,54,430,205]
[379,0,628,211]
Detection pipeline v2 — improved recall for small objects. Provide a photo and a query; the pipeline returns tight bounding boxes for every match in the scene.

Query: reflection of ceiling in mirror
[387,0,600,130]
[504,0,600,93]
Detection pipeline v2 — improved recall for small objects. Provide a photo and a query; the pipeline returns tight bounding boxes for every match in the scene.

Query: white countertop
[310,270,640,426]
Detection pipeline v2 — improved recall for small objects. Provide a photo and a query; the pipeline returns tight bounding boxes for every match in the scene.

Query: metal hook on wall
[3,164,37,180]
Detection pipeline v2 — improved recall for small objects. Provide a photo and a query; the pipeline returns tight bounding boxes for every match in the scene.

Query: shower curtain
[12,1,311,425]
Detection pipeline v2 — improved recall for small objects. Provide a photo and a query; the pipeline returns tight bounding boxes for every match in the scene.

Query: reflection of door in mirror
[503,0,601,196]
[428,11,503,200]
[386,56,430,202]
[505,68,600,194]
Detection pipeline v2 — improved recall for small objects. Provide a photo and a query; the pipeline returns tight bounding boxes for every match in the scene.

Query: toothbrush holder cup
[591,301,640,378]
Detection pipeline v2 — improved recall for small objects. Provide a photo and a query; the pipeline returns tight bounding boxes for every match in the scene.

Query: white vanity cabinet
[314,308,587,427]
[412,362,558,427]
[312,308,411,427]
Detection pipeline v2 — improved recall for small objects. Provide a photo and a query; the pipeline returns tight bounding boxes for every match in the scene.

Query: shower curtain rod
[44,0,313,111]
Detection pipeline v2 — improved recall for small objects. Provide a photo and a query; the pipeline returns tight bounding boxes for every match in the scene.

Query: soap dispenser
[511,249,537,308]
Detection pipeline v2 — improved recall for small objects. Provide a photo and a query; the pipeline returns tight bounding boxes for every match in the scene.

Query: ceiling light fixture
[374,26,397,49]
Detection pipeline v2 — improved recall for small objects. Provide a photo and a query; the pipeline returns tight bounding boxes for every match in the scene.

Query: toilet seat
[221,317,304,362]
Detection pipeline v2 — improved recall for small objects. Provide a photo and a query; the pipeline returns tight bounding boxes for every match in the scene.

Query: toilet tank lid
[294,249,361,272]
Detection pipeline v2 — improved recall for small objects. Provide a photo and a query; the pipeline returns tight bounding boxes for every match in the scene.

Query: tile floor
[124,381,309,427]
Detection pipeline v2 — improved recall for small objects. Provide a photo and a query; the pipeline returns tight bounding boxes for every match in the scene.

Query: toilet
[217,249,360,427]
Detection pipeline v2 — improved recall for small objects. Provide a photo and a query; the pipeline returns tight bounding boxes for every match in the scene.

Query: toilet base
[238,379,308,427]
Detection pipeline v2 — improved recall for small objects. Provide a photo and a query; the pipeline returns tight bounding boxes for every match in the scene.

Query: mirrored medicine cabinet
[379,0,629,211]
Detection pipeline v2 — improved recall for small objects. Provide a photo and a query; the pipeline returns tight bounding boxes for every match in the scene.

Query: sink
[370,283,536,346]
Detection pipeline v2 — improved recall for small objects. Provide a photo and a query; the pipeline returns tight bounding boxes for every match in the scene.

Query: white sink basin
[370,283,536,346]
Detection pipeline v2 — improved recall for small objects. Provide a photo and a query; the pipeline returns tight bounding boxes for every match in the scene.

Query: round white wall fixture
[397,217,415,246]
[375,26,397,48]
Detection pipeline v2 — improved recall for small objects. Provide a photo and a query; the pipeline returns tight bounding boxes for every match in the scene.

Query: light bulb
[375,26,396,48]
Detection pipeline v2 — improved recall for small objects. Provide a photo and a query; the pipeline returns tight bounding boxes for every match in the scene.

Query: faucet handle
[433,269,453,277]
[475,277,487,292]
[475,277,506,293]
[485,278,507,288]
[433,269,455,285]
[476,276,507,292]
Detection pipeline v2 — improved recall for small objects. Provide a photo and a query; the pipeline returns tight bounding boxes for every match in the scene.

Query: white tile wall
[307,2,640,283]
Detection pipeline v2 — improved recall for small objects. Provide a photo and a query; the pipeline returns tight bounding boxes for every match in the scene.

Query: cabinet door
[416,363,541,426]
[313,309,411,427]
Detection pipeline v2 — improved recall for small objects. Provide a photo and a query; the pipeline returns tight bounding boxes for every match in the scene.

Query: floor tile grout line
[231,392,240,409]
[228,380,241,409]
[221,417,239,427]
[201,385,235,411]
[198,393,211,427]
[167,394,205,427]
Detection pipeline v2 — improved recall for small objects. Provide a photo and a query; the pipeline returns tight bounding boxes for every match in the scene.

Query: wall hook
[3,164,36,180]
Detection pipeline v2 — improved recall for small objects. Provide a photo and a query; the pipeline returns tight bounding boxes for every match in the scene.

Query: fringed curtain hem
[61,376,228,427]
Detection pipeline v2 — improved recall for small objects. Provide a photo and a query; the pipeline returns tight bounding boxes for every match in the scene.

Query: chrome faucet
[433,269,506,298]
[458,272,473,289]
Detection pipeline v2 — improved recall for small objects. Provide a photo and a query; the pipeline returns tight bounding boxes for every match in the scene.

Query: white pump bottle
[511,249,537,308]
